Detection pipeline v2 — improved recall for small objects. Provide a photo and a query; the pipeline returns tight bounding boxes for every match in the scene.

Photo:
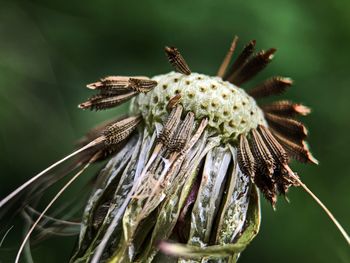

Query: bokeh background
[0,0,349,262]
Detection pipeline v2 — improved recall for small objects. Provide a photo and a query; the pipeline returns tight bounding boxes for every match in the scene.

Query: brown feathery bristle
[78,92,137,111]
[103,115,142,145]
[265,112,308,141]
[272,131,318,164]
[77,117,122,147]
[268,127,303,147]
[224,40,256,81]
[237,134,255,179]
[157,105,183,146]
[261,100,311,117]
[164,46,192,75]
[166,94,182,111]
[257,125,299,197]
[217,36,239,78]
[257,125,289,164]
[229,48,276,86]
[250,129,276,177]
[274,168,299,196]
[168,112,195,152]
[248,77,293,99]
[128,78,158,93]
[254,171,277,206]
[87,76,157,94]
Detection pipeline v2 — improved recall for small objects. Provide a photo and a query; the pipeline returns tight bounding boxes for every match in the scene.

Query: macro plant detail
[1,36,349,263]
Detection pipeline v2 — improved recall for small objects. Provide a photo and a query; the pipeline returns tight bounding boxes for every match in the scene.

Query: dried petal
[265,112,308,141]
[248,77,292,99]
[272,131,318,164]
[261,100,311,116]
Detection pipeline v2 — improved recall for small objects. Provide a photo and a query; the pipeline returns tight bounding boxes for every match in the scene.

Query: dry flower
[1,36,349,263]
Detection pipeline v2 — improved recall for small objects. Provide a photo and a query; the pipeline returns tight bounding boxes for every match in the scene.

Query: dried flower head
[1,36,349,263]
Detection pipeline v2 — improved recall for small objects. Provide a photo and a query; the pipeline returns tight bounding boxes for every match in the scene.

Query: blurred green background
[0,0,349,262]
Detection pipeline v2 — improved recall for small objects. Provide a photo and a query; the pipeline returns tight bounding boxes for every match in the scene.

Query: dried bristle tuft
[258,125,289,165]
[248,77,293,99]
[250,129,276,177]
[272,131,318,164]
[224,40,256,81]
[78,92,137,111]
[237,134,255,179]
[164,46,192,75]
[229,48,276,86]
[168,112,195,152]
[217,36,239,78]
[157,105,183,146]
[257,126,299,197]
[261,100,311,117]
[265,112,308,141]
[103,115,142,145]
[77,117,122,147]
[166,94,182,111]
[129,78,158,93]
[87,76,157,94]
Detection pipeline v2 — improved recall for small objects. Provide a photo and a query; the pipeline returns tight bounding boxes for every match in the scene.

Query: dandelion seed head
[132,71,266,141]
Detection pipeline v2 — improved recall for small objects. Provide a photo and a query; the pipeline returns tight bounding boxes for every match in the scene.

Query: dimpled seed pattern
[132,72,266,141]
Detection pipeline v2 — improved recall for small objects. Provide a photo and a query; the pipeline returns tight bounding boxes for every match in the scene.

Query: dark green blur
[0,0,349,262]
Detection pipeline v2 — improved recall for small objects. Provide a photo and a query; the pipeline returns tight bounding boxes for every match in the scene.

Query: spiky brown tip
[261,100,311,117]
[248,77,293,98]
[78,92,137,111]
[103,115,142,146]
[238,126,300,205]
[164,46,192,75]
[87,76,157,94]
[81,76,157,111]
[217,36,239,77]
[224,40,256,81]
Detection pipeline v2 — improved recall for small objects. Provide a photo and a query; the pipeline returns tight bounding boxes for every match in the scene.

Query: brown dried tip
[261,100,311,117]
[168,112,195,152]
[164,46,191,75]
[238,127,301,205]
[78,92,137,111]
[166,94,182,111]
[229,48,276,86]
[258,125,289,165]
[237,134,255,179]
[87,76,157,94]
[217,36,239,78]
[224,40,256,81]
[258,126,298,196]
[248,77,292,99]
[250,129,276,177]
[103,115,142,146]
[157,105,183,146]
[272,131,318,164]
[265,112,308,141]
[77,117,122,147]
